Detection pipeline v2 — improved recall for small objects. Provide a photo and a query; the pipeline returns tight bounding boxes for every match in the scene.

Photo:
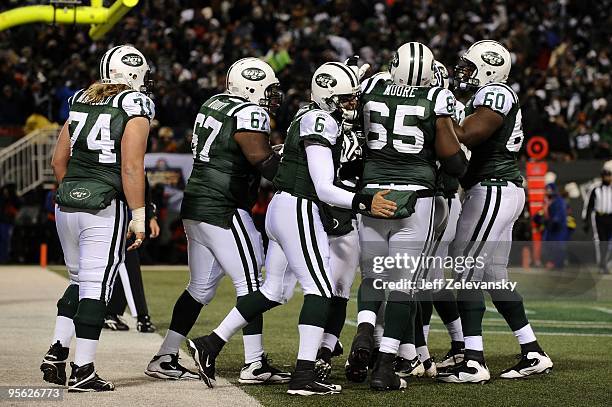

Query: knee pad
[57,284,79,318]
[73,298,106,340]
[260,280,289,304]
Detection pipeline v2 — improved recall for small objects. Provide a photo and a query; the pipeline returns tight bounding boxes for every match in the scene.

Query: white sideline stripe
[344,320,612,337]
[486,306,535,314]
[590,306,612,315]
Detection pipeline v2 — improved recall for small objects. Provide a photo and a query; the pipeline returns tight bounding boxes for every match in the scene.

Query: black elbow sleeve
[440,149,468,178]
[256,152,281,181]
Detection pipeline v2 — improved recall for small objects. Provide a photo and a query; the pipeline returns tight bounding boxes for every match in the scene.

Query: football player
[145,57,289,384]
[41,45,154,392]
[437,40,553,383]
[416,60,466,373]
[186,62,397,396]
[347,42,468,391]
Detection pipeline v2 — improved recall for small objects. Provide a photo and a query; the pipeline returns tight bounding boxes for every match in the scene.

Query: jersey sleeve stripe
[363,75,381,94]
[427,86,438,101]
[227,101,257,116]
[115,90,136,109]
[112,89,134,107]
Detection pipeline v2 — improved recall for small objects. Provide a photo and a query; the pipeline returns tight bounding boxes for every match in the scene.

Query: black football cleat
[103,314,129,331]
[68,362,115,392]
[287,369,341,396]
[370,352,407,391]
[187,337,217,388]
[40,341,69,386]
[137,315,157,333]
[345,323,374,383]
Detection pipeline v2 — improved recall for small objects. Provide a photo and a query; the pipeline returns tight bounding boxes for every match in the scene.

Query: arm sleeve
[473,84,515,116]
[121,92,156,121]
[305,144,355,209]
[235,105,271,134]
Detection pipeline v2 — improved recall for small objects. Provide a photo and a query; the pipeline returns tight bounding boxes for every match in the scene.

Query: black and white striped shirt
[584,183,612,218]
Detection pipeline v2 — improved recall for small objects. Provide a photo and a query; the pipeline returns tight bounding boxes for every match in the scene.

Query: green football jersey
[180,94,271,228]
[273,103,342,202]
[461,82,524,189]
[57,88,155,207]
[360,73,456,190]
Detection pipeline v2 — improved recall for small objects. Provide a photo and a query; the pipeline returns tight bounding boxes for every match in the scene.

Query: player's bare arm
[122,116,149,250]
[50,121,70,183]
[454,106,503,148]
[435,116,468,177]
[233,131,280,181]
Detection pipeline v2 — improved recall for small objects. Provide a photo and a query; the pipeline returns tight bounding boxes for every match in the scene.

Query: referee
[583,162,612,274]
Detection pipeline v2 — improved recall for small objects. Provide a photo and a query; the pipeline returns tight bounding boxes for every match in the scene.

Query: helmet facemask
[259,82,283,114]
[453,57,480,91]
[141,69,154,96]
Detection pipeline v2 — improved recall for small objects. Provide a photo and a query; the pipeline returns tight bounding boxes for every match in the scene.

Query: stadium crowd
[0,0,610,159]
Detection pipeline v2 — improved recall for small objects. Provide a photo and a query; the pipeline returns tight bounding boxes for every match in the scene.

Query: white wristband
[129,207,146,234]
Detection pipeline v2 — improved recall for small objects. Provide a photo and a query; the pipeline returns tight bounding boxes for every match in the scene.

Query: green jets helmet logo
[121,53,144,67]
[481,51,504,67]
[241,68,266,81]
[69,187,91,201]
[315,73,337,88]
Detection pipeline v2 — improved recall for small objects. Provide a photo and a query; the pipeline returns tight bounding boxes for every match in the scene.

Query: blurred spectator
[536,183,570,269]
[0,0,608,157]
[0,184,20,263]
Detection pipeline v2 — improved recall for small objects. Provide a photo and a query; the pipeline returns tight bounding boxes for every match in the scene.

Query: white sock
[52,316,74,347]
[374,323,384,347]
[513,324,537,345]
[423,324,430,343]
[464,335,483,351]
[417,345,430,362]
[320,333,338,351]
[213,308,248,342]
[379,337,400,355]
[297,325,324,361]
[74,338,98,366]
[243,334,264,364]
[357,310,377,326]
[446,318,464,342]
[157,329,185,356]
[398,343,417,359]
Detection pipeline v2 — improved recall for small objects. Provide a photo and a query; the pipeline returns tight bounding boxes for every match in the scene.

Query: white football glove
[344,55,370,82]
[272,143,284,156]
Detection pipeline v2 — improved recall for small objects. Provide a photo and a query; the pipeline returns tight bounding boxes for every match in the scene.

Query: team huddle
[40,39,553,395]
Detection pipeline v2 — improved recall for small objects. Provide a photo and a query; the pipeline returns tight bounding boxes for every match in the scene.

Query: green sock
[456,289,485,337]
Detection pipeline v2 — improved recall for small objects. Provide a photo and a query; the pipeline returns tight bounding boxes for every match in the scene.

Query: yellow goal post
[0,0,139,39]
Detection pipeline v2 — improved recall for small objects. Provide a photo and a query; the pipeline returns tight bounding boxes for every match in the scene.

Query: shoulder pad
[473,83,517,116]
[299,110,340,146]
[235,104,270,134]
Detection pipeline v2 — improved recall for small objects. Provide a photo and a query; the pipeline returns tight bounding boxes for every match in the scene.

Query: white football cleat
[145,353,200,380]
[500,352,553,379]
[239,355,291,384]
[422,358,437,378]
[436,359,490,384]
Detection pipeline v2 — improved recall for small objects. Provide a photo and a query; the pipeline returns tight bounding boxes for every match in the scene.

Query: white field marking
[398,313,611,328]
[590,306,612,315]
[486,306,535,314]
[344,320,612,336]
